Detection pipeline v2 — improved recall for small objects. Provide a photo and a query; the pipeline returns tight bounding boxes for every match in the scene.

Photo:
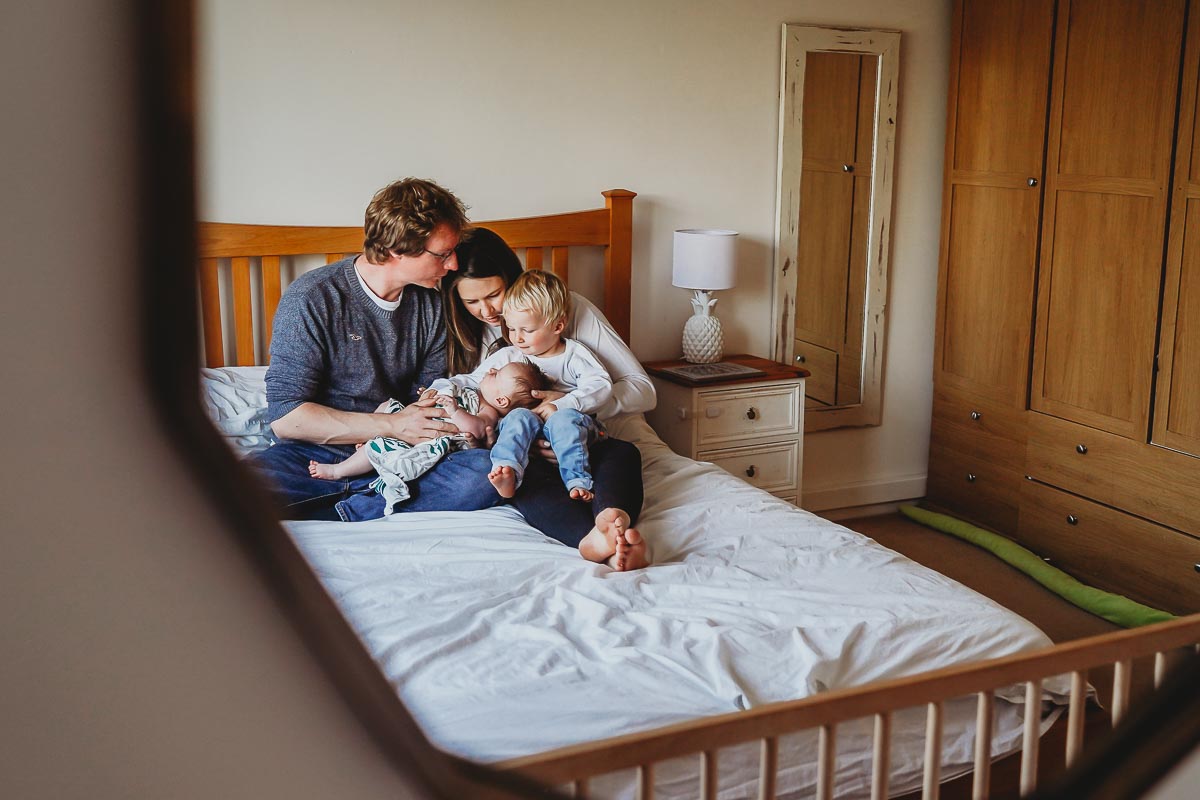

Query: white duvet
[288,415,1067,798]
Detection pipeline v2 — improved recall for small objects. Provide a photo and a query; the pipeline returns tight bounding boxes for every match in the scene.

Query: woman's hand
[530,388,566,404]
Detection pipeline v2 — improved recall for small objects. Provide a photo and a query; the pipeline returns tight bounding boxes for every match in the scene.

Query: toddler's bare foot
[308,459,343,480]
[488,465,518,498]
[569,486,594,502]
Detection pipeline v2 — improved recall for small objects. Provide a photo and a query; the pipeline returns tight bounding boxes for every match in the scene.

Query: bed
[197,189,1200,799]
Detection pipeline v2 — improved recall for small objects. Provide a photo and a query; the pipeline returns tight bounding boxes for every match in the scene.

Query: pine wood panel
[1031,0,1185,438]
[1033,191,1161,434]
[932,0,1053,409]
[231,256,254,366]
[926,442,1024,535]
[525,246,543,272]
[1156,7,1200,456]
[938,185,1042,405]
[198,258,223,368]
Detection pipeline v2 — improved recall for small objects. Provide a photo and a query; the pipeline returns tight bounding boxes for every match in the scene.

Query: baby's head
[502,269,571,358]
[478,361,547,415]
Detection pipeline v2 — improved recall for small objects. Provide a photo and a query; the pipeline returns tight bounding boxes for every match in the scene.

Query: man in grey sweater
[246,178,500,521]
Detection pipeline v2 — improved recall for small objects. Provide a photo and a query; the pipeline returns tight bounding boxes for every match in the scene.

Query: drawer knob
[966,473,977,483]
[1028,177,1039,187]
[746,407,759,420]
[1067,514,1079,525]
[1076,444,1088,455]
[1194,564,1200,574]
[795,354,806,364]
[970,410,982,421]
[746,465,757,478]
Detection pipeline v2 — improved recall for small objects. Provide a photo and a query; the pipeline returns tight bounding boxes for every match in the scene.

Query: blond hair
[503,269,571,325]
[362,178,470,264]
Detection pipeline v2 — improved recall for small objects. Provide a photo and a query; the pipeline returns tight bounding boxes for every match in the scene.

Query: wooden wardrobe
[929,0,1200,615]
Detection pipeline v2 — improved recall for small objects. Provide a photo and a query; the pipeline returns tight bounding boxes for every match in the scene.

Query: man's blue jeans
[245,440,500,521]
[491,408,600,493]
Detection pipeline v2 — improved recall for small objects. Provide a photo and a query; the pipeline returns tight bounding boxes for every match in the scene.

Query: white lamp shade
[672,229,738,290]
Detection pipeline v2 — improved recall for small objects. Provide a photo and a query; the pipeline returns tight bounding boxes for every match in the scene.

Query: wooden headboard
[197,189,636,368]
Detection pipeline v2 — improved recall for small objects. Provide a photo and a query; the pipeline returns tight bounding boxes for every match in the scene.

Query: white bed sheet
[288,414,1068,798]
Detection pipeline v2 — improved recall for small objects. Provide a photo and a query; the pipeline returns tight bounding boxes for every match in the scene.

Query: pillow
[200,366,271,455]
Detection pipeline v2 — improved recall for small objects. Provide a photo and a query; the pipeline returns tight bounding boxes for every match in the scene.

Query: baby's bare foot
[489,465,518,498]
[309,460,341,480]
[569,486,594,502]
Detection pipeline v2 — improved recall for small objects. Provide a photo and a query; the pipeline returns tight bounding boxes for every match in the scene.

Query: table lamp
[672,228,738,363]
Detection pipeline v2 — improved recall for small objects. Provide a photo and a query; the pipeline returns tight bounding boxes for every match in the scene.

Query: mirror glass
[773,25,899,431]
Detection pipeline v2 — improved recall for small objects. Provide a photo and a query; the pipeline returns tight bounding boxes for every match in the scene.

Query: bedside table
[643,354,809,505]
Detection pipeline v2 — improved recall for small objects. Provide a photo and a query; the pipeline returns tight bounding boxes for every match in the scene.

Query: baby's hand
[532,401,558,422]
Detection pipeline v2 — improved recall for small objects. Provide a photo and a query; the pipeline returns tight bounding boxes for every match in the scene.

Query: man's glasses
[422,247,455,264]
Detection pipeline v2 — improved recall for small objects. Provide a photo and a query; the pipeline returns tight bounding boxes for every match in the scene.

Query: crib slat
[325,252,343,264]
[759,737,778,800]
[817,724,836,800]
[552,246,569,281]
[923,701,943,799]
[973,689,994,799]
[700,750,718,800]
[262,255,281,359]
[199,258,224,367]
[231,256,254,366]
[637,764,653,800]
[1154,651,1166,688]
[526,246,544,271]
[1112,659,1132,726]
[1020,679,1042,795]
[1066,670,1087,767]
[572,777,589,798]
[871,712,891,800]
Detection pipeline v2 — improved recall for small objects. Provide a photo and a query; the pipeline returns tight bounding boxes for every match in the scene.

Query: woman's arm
[564,292,656,418]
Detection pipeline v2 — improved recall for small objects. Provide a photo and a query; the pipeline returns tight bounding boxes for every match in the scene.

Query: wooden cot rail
[498,614,1200,785]
[196,189,636,367]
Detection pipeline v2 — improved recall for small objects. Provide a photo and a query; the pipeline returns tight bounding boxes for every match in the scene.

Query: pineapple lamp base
[681,289,724,364]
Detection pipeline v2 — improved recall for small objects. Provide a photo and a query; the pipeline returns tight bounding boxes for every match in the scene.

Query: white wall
[198,0,952,509]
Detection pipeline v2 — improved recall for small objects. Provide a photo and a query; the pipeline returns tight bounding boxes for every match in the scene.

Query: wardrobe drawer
[698,440,799,496]
[695,383,801,447]
[926,443,1024,534]
[931,385,1027,470]
[1018,480,1200,616]
[1026,412,1200,535]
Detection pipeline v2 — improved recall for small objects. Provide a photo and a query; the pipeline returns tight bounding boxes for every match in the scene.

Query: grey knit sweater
[264,256,447,426]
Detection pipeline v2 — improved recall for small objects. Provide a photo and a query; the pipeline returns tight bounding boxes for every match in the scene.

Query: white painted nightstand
[644,354,809,505]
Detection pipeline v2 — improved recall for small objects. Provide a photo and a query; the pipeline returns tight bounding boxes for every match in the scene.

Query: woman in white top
[443,228,654,568]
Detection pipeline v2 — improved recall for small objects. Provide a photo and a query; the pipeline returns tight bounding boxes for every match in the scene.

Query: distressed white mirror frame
[772,25,899,432]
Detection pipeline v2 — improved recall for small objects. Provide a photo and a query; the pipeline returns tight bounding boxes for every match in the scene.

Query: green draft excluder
[899,504,1176,629]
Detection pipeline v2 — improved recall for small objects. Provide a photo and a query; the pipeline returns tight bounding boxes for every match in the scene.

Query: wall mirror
[772,24,899,432]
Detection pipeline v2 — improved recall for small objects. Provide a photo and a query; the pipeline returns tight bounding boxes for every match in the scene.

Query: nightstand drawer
[695,383,801,447]
[698,440,799,495]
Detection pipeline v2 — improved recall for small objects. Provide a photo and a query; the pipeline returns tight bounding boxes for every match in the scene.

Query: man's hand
[385,389,459,443]
[531,401,558,422]
[533,437,557,464]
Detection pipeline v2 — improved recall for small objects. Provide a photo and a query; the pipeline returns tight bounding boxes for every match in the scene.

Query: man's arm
[270,392,459,445]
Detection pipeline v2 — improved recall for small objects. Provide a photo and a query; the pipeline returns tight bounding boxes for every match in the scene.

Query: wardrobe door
[1155,6,1200,459]
[933,0,1055,408]
[1031,0,1187,439]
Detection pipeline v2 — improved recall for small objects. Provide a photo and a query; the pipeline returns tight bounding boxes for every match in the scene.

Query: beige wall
[198,0,952,510]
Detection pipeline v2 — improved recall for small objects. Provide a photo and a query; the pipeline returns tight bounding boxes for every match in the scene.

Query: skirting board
[801,472,926,516]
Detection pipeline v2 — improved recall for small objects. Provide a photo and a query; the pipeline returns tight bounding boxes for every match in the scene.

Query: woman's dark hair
[442,227,525,375]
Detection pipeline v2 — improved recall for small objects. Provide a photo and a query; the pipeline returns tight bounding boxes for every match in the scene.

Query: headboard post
[602,189,637,342]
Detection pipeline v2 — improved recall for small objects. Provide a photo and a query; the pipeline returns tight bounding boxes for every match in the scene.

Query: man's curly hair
[362,178,471,264]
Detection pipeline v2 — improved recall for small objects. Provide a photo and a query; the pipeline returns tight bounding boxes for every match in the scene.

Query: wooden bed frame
[196,191,1200,799]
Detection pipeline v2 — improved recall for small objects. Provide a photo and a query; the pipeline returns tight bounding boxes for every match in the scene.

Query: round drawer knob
[1028,177,1039,187]
[1067,515,1079,525]
[1194,563,1200,574]
[746,465,757,478]
[795,354,806,364]
[1076,444,1088,454]
[843,164,854,173]
[966,473,977,483]
[970,410,982,421]
[746,407,759,420]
